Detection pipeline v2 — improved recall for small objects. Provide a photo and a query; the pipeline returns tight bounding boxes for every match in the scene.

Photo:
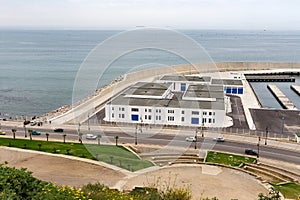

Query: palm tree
[62,134,66,143]
[28,130,32,140]
[114,135,119,146]
[11,128,17,140]
[97,134,101,145]
[79,133,83,144]
[45,133,49,142]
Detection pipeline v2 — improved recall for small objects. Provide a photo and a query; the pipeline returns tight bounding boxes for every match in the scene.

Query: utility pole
[135,124,138,145]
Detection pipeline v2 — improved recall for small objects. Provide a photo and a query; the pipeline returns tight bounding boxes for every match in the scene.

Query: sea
[0,30,300,117]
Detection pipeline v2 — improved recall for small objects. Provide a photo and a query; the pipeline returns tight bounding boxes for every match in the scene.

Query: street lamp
[265,127,268,145]
[281,117,285,135]
[135,124,138,145]
[257,136,261,158]
[194,128,198,149]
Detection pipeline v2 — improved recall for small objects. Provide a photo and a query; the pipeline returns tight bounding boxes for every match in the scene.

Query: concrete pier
[291,85,300,96]
[267,84,297,110]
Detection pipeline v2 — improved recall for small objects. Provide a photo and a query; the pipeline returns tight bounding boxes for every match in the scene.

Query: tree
[258,187,281,200]
[97,134,101,145]
[28,130,32,140]
[11,129,17,140]
[62,134,66,143]
[115,136,119,146]
[45,133,49,142]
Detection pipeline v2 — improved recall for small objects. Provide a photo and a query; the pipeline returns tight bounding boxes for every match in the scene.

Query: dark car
[54,128,64,133]
[245,149,258,156]
[23,120,30,125]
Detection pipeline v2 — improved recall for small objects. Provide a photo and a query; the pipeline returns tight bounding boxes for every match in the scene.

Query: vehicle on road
[54,128,64,132]
[32,130,41,135]
[86,134,97,140]
[213,137,225,142]
[185,136,196,142]
[0,131,6,135]
[23,121,30,125]
[245,149,258,156]
[30,121,37,126]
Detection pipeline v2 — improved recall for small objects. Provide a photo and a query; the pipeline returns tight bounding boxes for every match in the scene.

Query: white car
[213,137,225,142]
[185,136,197,142]
[86,134,97,140]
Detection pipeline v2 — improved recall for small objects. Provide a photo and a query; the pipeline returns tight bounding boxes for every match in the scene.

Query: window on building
[131,108,139,112]
[181,117,185,122]
[149,109,152,112]
[213,112,215,116]
[148,115,152,120]
[119,107,121,111]
[119,114,121,118]
[156,109,161,113]
[168,110,174,114]
[192,111,199,115]
[159,116,161,120]
[202,118,207,123]
[173,83,176,90]
[191,118,199,124]
[122,108,125,111]
[168,116,174,121]
[131,114,139,121]
[145,108,147,112]
[181,83,186,91]
[203,111,207,115]
[112,113,114,118]
[212,119,215,123]
[209,112,212,116]
[145,115,147,120]
[112,107,114,111]
[181,110,185,114]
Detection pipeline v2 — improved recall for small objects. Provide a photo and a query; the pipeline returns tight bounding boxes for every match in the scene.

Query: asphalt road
[1,125,300,165]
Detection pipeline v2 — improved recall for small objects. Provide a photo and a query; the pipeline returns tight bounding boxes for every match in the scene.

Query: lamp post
[135,124,138,145]
[257,136,261,158]
[281,117,285,135]
[194,128,198,149]
[265,127,268,145]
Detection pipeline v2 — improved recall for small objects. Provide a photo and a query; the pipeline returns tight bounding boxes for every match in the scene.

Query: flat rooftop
[160,75,211,82]
[110,92,225,110]
[211,79,243,86]
[124,82,172,97]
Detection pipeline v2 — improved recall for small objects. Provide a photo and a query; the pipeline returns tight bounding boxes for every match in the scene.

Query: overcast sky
[1,0,300,30]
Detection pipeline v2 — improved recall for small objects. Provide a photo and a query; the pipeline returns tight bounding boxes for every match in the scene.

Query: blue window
[181,83,186,91]
[238,88,243,94]
[131,115,139,121]
[226,87,231,94]
[232,87,237,94]
[191,118,199,124]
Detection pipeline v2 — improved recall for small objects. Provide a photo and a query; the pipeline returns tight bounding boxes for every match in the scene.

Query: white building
[104,75,233,127]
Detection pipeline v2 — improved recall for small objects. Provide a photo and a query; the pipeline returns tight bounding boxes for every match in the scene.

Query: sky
[1,0,300,30]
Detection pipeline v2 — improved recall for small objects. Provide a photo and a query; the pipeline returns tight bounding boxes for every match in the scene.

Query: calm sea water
[0,30,300,117]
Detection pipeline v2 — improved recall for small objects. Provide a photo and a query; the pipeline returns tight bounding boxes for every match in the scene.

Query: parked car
[86,134,97,140]
[30,121,37,126]
[213,137,225,142]
[245,149,258,156]
[31,130,41,135]
[23,120,30,125]
[0,131,6,135]
[54,128,64,133]
[185,136,196,142]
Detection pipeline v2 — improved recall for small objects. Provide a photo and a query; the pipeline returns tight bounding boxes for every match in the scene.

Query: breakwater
[267,84,297,110]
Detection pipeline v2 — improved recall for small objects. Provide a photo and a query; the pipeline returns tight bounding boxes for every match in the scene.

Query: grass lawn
[271,183,300,199]
[0,138,153,171]
[205,151,256,167]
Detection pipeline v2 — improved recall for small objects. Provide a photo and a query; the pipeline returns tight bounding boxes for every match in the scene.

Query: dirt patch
[122,164,267,200]
[0,148,125,187]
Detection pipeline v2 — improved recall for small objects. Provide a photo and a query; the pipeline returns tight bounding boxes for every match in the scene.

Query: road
[1,124,300,165]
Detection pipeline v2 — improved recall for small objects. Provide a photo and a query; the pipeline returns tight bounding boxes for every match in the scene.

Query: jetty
[245,74,295,82]
[291,85,300,96]
[267,84,296,110]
